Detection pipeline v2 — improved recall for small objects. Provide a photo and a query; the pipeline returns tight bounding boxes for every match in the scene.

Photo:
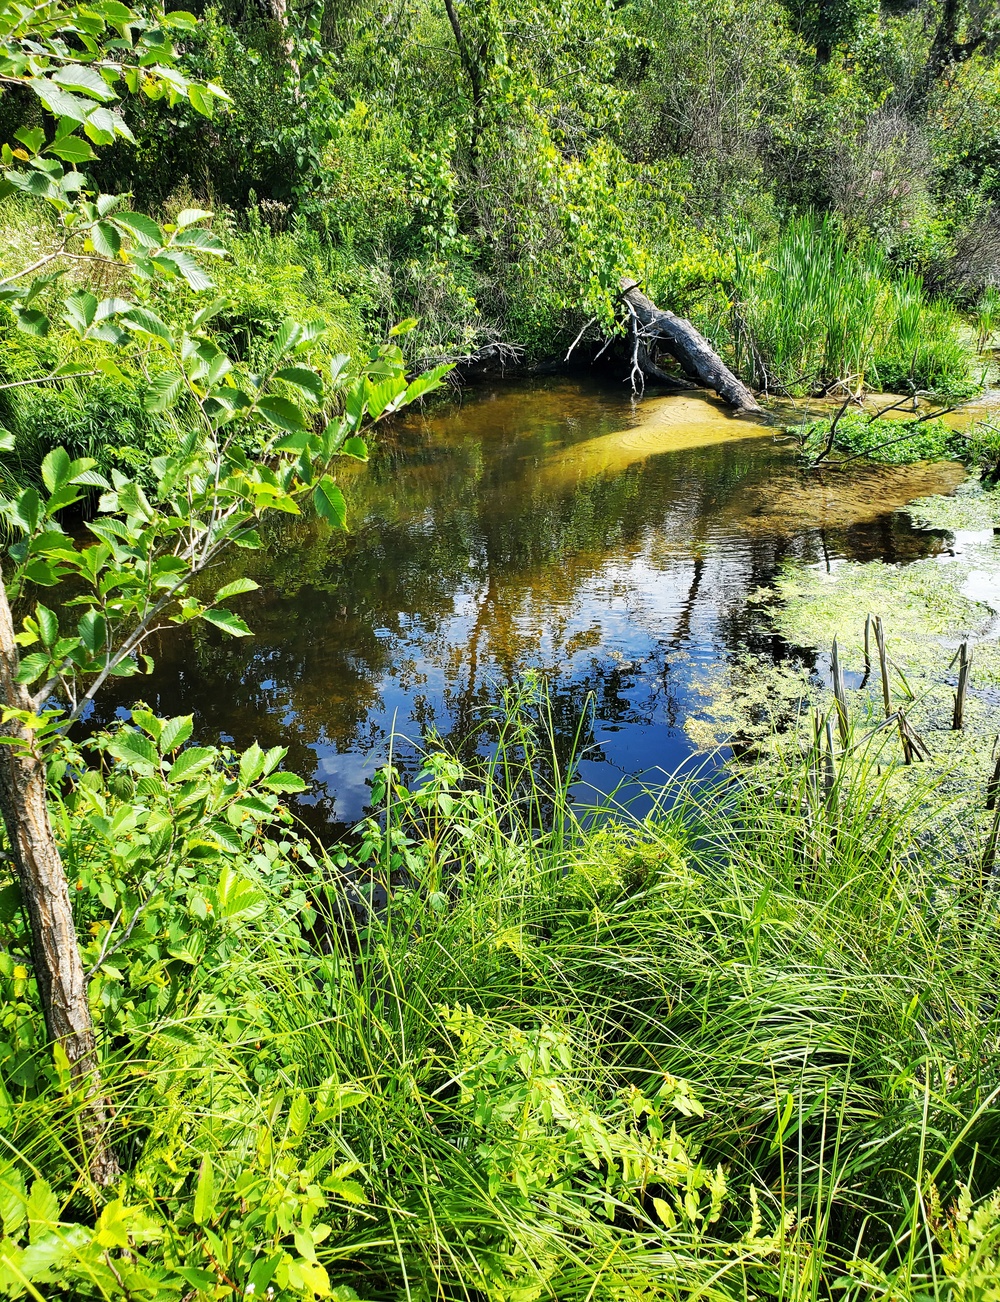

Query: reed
[730,216,973,397]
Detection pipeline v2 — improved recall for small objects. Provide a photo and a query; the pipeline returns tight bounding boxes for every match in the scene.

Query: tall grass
[3,689,1000,1298]
[731,216,974,397]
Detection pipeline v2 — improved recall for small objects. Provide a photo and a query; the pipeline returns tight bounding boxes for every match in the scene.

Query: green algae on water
[903,479,1000,532]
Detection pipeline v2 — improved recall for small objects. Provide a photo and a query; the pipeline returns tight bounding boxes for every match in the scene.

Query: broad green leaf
[63,290,98,333]
[289,1092,311,1136]
[262,771,309,793]
[28,80,92,122]
[109,732,158,768]
[145,371,184,412]
[341,437,368,461]
[34,605,58,646]
[257,395,306,432]
[174,208,213,228]
[313,476,346,530]
[50,66,117,102]
[173,227,226,255]
[405,364,452,403]
[130,708,162,740]
[389,317,419,336]
[239,745,266,786]
[15,307,49,337]
[113,211,163,248]
[15,652,49,686]
[167,747,216,783]
[121,306,172,343]
[41,448,71,492]
[152,249,214,292]
[202,608,253,637]
[276,366,323,402]
[77,610,108,655]
[26,1179,59,1241]
[90,221,121,257]
[213,578,259,602]
[47,135,98,163]
[159,715,194,753]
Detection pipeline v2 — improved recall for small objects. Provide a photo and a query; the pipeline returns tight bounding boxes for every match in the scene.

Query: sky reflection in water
[95,376,964,836]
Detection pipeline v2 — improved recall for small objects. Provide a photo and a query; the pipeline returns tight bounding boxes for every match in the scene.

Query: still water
[94,376,965,835]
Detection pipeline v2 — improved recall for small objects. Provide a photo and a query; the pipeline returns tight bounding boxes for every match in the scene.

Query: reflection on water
[93,377,963,835]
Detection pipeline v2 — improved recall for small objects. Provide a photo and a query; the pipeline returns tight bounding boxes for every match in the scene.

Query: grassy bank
[2,687,1000,1298]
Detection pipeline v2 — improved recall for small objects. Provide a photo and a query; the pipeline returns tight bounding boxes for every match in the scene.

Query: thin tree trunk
[0,568,118,1185]
[620,278,762,412]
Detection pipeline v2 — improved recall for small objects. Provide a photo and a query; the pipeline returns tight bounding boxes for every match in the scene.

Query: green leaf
[174,208,214,228]
[276,366,323,402]
[77,610,108,656]
[28,80,92,123]
[313,476,347,530]
[152,250,215,292]
[121,306,172,343]
[257,395,306,432]
[14,127,45,154]
[172,227,226,256]
[47,135,98,163]
[145,371,184,412]
[113,212,163,248]
[341,437,368,461]
[50,66,117,102]
[389,317,419,336]
[202,608,253,637]
[289,1092,311,1136]
[167,747,217,783]
[15,652,50,686]
[15,307,49,337]
[160,715,194,753]
[213,578,259,602]
[109,731,158,768]
[192,1157,214,1227]
[63,290,98,334]
[13,487,41,532]
[262,771,309,793]
[405,364,452,403]
[34,605,58,646]
[130,708,162,740]
[26,1179,59,1241]
[41,448,71,492]
[90,221,121,257]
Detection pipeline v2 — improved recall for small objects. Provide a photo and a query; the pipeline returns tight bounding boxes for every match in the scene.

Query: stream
[91,376,968,836]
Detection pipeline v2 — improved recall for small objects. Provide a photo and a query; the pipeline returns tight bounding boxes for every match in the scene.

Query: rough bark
[0,569,118,1185]
[620,278,762,413]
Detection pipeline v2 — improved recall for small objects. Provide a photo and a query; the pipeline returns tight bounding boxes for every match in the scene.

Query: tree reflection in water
[90,376,963,838]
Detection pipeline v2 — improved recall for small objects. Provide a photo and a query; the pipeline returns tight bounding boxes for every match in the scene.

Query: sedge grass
[2,689,1000,1299]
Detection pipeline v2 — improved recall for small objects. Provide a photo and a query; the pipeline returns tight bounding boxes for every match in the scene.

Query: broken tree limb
[619,278,762,412]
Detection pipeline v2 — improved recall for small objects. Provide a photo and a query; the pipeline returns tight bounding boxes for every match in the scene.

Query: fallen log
[620,278,762,413]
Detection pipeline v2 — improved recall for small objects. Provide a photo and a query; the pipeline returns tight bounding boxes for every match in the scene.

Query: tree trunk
[0,569,118,1185]
[620,278,762,413]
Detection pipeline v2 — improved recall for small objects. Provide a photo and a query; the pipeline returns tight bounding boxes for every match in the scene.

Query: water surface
[95,377,965,834]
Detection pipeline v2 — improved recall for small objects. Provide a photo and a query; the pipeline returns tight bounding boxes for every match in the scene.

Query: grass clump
[3,686,1000,1298]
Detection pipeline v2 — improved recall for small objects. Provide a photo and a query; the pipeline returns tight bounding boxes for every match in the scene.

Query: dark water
[93,377,964,835]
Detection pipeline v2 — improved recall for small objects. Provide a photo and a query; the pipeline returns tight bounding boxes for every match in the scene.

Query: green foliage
[3,699,1000,1297]
[800,408,968,465]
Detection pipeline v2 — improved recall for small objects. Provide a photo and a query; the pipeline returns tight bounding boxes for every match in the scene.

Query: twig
[952,641,972,730]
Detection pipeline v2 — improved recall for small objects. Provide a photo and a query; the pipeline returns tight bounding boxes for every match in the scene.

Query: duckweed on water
[904,479,1000,531]
[688,486,1000,848]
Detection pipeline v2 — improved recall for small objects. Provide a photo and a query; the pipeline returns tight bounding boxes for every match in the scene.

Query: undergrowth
[2,684,1000,1298]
